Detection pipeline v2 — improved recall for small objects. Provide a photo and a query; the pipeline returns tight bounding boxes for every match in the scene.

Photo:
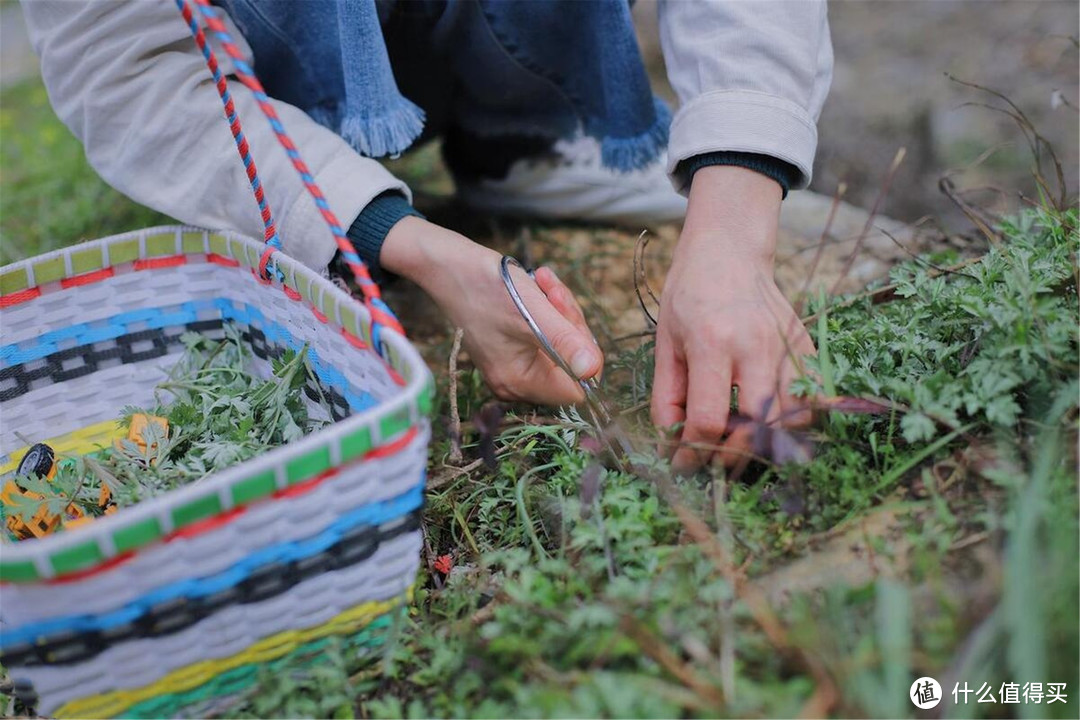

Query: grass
[0,79,171,263]
[1,76,1078,719]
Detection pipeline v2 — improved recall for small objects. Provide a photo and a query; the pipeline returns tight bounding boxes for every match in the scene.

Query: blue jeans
[217,0,669,172]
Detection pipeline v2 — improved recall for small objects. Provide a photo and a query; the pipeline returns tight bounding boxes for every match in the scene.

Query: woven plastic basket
[0,226,433,718]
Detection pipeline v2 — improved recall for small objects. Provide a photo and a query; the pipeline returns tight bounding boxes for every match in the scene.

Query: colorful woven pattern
[0,228,433,717]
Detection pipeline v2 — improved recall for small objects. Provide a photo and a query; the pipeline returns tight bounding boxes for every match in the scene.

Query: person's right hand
[381,216,603,405]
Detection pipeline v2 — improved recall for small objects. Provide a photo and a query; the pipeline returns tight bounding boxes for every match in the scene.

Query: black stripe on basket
[0,322,352,421]
[0,509,422,668]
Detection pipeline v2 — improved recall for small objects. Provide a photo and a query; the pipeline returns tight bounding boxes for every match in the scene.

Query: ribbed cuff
[345,191,424,275]
[678,151,801,199]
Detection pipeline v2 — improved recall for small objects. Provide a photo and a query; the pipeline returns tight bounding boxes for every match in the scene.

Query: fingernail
[570,349,596,378]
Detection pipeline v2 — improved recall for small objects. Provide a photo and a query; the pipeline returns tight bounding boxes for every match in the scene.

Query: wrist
[346,192,424,277]
[381,216,492,297]
[677,165,782,268]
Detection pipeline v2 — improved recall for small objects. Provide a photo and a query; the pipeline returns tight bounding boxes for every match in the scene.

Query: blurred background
[632,0,1078,230]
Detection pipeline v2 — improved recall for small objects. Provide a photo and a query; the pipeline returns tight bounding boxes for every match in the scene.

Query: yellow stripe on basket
[55,594,408,718]
[1,420,123,476]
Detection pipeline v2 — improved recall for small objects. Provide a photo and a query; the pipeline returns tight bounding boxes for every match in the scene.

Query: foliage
[798,207,1077,443]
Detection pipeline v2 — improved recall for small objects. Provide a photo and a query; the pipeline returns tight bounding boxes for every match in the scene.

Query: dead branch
[448,327,465,463]
[828,148,907,298]
[795,182,847,316]
[632,230,660,327]
[619,616,725,708]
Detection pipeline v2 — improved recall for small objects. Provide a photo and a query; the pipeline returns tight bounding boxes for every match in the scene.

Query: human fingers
[650,331,687,459]
[516,267,602,383]
[670,349,732,474]
[534,266,590,332]
[716,365,782,466]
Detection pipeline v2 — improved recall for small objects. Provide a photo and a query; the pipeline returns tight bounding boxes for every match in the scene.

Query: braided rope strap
[174,0,280,256]
[175,0,405,344]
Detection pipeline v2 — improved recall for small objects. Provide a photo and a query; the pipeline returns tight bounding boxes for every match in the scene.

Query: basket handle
[175,0,404,345]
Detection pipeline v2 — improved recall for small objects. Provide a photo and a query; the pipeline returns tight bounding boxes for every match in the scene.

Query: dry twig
[632,230,660,327]
[828,148,907,298]
[447,328,465,464]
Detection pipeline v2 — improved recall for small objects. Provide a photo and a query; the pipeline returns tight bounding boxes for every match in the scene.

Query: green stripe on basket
[32,255,67,285]
[338,305,364,344]
[182,232,207,255]
[109,239,141,265]
[172,493,224,527]
[51,539,105,575]
[145,232,177,258]
[123,613,396,719]
[294,273,313,306]
[243,243,260,270]
[379,406,412,440]
[279,263,297,293]
[208,233,229,257]
[0,559,40,582]
[315,286,331,320]
[340,426,373,462]
[286,446,331,484]
[418,379,435,417]
[0,267,29,294]
[231,470,277,505]
[112,516,163,553]
[70,247,104,275]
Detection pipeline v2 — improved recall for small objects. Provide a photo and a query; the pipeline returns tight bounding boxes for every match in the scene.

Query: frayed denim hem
[597,97,671,173]
[338,97,426,158]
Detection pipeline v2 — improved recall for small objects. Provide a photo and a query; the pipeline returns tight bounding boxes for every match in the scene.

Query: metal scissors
[500,256,637,466]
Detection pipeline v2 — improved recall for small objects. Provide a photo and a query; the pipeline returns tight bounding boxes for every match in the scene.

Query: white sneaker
[456,134,687,227]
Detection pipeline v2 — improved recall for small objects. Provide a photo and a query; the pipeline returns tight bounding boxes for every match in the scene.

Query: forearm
[23,0,408,271]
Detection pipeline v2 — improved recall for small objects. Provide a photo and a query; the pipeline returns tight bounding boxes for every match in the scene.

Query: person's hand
[651,165,815,471]
[381,216,603,405]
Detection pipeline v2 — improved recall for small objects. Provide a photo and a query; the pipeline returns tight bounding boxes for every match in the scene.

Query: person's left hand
[650,165,815,471]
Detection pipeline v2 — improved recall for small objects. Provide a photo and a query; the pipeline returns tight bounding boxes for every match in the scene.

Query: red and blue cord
[175,0,404,344]
[175,0,279,257]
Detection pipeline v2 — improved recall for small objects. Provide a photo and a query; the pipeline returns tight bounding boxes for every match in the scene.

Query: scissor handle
[500,256,639,466]
[500,257,591,388]
[499,256,618,427]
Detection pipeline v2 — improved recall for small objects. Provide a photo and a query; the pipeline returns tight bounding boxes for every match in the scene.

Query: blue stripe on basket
[0,299,378,412]
[0,480,423,647]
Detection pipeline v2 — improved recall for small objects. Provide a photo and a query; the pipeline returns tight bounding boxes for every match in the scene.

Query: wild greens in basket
[1,328,326,540]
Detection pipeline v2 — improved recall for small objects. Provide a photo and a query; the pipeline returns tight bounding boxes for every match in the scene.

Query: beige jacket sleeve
[21,0,409,271]
[658,0,833,191]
